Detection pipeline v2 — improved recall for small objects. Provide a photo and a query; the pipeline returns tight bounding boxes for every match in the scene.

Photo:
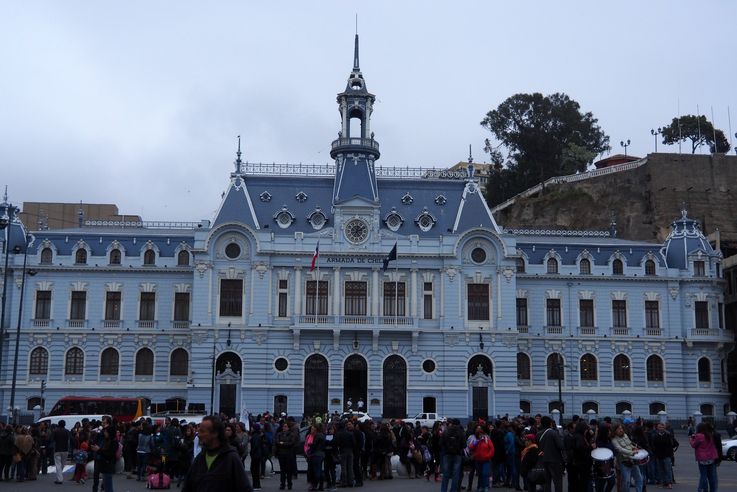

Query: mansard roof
[515,236,665,266]
[28,228,195,256]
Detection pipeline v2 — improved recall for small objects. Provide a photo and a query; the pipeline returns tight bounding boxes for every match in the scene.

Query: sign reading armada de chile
[324,255,387,264]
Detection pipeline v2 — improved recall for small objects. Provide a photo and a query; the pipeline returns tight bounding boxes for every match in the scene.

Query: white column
[371,268,379,316]
[333,268,341,316]
[410,268,418,317]
[267,267,273,316]
[439,269,445,319]
[294,267,302,316]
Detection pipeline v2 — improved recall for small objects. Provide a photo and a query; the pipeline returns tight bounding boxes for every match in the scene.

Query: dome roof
[662,209,715,270]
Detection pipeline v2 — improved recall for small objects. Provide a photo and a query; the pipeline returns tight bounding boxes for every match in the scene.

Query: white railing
[492,157,648,213]
[32,319,50,327]
[102,320,122,328]
[84,219,201,229]
[240,162,469,180]
[546,326,563,334]
[172,320,190,329]
[379,316,414,326]
[646,328,662,336]
[137,320,156,329]
[611,326,630,336]
[691,328,720,337]
[579,326,596,335]
[294,315,415,326]
[67,319,86,328]
[297,315,335,324]
[517,326,529,334]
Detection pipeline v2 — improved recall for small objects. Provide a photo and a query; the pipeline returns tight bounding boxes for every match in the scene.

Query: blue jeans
[137,452,149,481]
[102,472,114,492]
[441,454,462,492]
[697,462,718,491]
[475,461,490,492]
[655,457,673,485]
[619,462,643,492]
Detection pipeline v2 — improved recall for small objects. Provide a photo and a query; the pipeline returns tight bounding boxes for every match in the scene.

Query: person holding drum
[611,423,644,492]
[592,424,616,492]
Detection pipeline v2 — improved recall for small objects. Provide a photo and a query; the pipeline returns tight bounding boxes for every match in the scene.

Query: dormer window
[75,249,87,265]
[295,191,308,203]
[274,207,295,229]
[177,250,190,266]
[579,258,591,275]
[516,258,525,273]
[694,260,705,276]
[308,209,327,231]
[612,259,624,275]
[143,249,155,266]
[110,249,121,265]
[40,248,53,265]
[415,210,436,232]
[259,191,272,202]
[547,258,559,274]
[645,259,656,276]
[401,193,413,205]
[384,211,403,232]
[434,195,447,206]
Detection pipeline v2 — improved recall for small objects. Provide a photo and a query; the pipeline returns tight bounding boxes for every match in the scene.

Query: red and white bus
[48,396,148,422]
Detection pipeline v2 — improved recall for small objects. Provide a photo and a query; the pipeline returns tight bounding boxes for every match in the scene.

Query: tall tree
[661,114,730,154]
[480,93,609,207]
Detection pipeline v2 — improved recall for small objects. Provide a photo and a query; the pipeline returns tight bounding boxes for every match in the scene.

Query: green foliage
[661,114,730,154]
[480,93,610,207]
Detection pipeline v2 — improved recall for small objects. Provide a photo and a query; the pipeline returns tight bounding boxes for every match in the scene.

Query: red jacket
[469,435,495,462]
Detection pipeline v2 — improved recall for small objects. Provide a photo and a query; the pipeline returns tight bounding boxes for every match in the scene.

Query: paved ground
[4,432,737,492]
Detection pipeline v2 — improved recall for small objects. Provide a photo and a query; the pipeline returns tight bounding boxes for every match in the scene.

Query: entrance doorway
[468,355,493,421]
[274,395,288,416]
[215,352,242,417]
[382,355,407,418]
[343,354,367,411]
[304,354,328,416]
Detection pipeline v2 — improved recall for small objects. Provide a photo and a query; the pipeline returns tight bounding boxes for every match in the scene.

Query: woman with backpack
[467,424,494,492]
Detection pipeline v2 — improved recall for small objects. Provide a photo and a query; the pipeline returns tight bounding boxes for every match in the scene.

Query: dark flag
[382,242,397,272]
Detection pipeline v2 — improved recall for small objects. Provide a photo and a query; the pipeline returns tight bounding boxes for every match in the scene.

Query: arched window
[645,259,656,276]
[143,249,155,265]
[615,401,632,414]
[582,401,599,414]
[135,348,154,376]
[516,258,525,273]
[698,357,711,382]
[547,353,564,380]
[548,401,564,413]
[646,355,664,382]
[649,402,666,415]
[700,403,714,416]
[109,248,121,265]
[29,347,49,375]
[547,258,559,274]
[75,249,87,264]
[177,250,190,266]
[170,348,189,376]
[100,347,119,376]
[517,353,531,380]
[65,347,84,376]
[612,259,624,275]
[613,354,631,381]
[27,397,45,411]
[520,400,531,414]
[40,248,53,265]
[580,353,598,381]
[579,258,591,275]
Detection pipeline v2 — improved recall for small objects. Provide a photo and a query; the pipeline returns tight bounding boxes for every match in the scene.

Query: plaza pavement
[5,431,737,492]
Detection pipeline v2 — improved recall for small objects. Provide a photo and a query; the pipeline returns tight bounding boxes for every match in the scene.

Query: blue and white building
[0,36,731,421]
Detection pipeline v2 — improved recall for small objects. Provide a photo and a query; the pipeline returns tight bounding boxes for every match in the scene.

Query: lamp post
[620,139,631,157]
[0,203,17,389]
[650,128,662,152]
[9,234,35,423]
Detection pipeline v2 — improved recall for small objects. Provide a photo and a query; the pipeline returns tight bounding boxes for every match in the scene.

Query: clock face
[344,219,369,244]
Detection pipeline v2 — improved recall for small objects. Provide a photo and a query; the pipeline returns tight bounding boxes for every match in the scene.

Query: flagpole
[395,263,399,326]
[316,252,320,325]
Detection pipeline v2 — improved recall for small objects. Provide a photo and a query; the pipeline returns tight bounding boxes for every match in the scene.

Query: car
[340,411,372,423]
[723,437,737,461]
[410,412,446,428]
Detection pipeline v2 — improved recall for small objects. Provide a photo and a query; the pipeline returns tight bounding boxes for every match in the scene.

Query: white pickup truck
[410,412,446,428]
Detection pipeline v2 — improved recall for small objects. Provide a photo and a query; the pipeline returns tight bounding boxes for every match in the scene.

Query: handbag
[528,462,546,484]
[13,452,22,464]
[412,449,423,464]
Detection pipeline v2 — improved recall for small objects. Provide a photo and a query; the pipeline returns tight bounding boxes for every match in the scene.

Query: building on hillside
[446,161,495,193]
[19,202,142,231]
[0,36,731,422]
[593,154,641,169]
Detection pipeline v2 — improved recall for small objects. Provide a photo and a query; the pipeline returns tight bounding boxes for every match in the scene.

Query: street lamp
[9,234,36,423]
[620,139,631,157]
[0,201,18,392]
[650,128,662,152]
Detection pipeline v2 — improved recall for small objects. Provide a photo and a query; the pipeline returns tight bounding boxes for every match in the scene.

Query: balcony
[330,137,380,159]
[691,328,722,338]
[172,320,190,329]
[293,315,415,328]
[136,320,157,329]
[645,328,662,336]
[579,326,596,335]
[32,319,51,327]
[102,319,122,328]
[545,325,563,335]
[611,326,630,336]
[67,319,87,328]
[517,325,529,334]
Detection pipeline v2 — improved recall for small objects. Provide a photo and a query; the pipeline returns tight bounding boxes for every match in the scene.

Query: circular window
[344,219,369,244]
[422,359,436,374]
[310,213,326,230]
[225,243,241,259]
[471,247,487,264]
[276,211,293,229]
[274,357,289,372]
[385,213,402,232]
[418,214,434,232]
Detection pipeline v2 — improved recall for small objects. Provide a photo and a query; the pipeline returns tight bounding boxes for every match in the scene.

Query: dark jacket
[335,429,355,452]
[536,427,565,464]
[52,427,71,453]
[182,444,252,492]
[309,432,326,458]
[650,430,677,460]
[97,436,118,474]
[274,429,297,457]
[440,424,466,456]
[249,432,265,460]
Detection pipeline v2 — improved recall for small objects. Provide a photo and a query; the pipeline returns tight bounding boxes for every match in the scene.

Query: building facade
[0,36,731,421]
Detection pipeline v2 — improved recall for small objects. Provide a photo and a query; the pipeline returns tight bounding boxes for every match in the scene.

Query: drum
[633,449,650,465]
[591,447,615,479]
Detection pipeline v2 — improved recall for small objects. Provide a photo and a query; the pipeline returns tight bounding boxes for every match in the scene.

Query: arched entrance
[383,355,407,418]
[468,354,493,421]
[304,354,328,416]
[343,354,367,412]
[215,352,242,417]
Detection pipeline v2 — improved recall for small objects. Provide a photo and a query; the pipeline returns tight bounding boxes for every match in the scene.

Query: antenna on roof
[466,144,475,179]
[681,201,688,218]
[78,200,84,227]
[235,135,243,174]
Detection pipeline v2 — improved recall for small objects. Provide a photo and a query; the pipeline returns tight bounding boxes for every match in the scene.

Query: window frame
[613,354,631,381]
[29,347,49,376]
[467,283,490,321]
[646,355,664,382]
[580,353,598,381]
[219,279,244,317]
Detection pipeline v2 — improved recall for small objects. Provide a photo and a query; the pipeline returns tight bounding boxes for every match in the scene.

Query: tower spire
[353,33,360,71]
[234,135,243,174]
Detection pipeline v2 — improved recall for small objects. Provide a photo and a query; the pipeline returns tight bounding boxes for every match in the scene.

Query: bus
[48,396,148,422]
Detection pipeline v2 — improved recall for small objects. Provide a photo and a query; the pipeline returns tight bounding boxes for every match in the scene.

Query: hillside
[493,153,737,251]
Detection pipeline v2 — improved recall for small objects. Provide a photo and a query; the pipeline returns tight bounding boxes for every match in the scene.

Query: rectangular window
[612,300,627,328]
[174,293,190,321]
[546,299,561,326]
[344,281,367,316]
[423,282,433,320]
[219,279,243,317]
[306,280,329,316]
[718,303,724,329]
[139,292,155,321]
[579,299,594,327]
[694,261,705,276]
[645,301,659,329]
[516,298,528,327]
[70,291,86,320]
[35,290,51,319]
[695,301,709,329]
[467,283,490,321]
[277,279,288,317]
[383,282,406,316]
[105,292,121,321]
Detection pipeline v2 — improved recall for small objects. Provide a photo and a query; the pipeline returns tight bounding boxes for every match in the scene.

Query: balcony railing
[691,328,721,337]
[611,326,630,336]
[646,328,662,336]
[32,319,51,327]
[331,137,380,151]
[294,315,414,327]
[172,320,190,329]
[579,326,596,335]
[545,325,563,335]
[137,320,156,329]
[517,325,529,334]
[67,319,86,328]
[297,315,335,324]
[102,319,122,328]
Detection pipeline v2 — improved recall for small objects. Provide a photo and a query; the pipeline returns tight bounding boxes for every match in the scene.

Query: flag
[310,241,320,271]
[382,242,397,272]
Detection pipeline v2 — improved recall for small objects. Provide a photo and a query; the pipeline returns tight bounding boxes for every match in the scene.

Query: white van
[36,414,111,429]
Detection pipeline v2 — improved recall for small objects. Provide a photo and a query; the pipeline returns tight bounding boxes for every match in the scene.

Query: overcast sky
[2,1,736,223]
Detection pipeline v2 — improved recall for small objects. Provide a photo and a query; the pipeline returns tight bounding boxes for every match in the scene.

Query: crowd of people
[0,410,731,492]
